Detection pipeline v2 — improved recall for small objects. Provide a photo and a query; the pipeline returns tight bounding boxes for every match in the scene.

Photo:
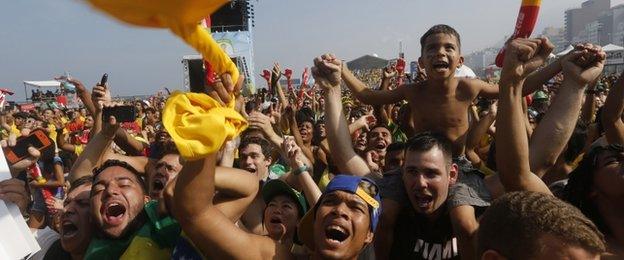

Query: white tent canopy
[602,43,624,52]
[455,65,477,78]
[23,81,61,88]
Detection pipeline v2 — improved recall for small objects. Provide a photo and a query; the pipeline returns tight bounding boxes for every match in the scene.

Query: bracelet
[293,165,309,176]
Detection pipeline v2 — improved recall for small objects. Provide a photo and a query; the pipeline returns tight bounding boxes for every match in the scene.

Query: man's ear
[144,195,151,204]
[364,230,374,245]
[458,56,465,68]
[449,163,459,185]
[265,156,273,167]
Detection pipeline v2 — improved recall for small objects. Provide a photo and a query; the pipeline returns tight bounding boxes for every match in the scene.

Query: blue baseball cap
[297,175,382,250]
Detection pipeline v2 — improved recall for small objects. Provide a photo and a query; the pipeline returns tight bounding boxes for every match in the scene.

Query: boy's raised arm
[314,54,371,176]
[496,38,551,195]
[340,58,406,106]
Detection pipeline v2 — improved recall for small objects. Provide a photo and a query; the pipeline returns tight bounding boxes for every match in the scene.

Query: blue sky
[2,0,622,101]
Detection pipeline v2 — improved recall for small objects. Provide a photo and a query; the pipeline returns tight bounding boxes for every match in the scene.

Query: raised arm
[174,154,288,259]
[110,128,147,156]
[496,38,551,194]
[68,115,119,183]
[281,137,322,206]
[602,70,624,144]
[314,54,370,176]
[66,78,97,116]
[529,46,605,178]
[341,59,406,106]
[271,63,290,109]
[465,102,496,167]
[580,77,599,123]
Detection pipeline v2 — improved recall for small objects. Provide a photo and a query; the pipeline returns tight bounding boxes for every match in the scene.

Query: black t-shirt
[390,206,460,260]
[43,239,72,260]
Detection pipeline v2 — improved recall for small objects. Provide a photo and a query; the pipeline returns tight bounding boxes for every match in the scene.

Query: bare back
[406,78,483,156]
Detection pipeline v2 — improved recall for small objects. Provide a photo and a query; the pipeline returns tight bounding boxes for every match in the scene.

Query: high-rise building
[565,0,611,44]
[612,4,624,45]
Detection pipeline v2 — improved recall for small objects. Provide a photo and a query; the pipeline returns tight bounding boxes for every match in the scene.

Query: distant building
[540,27,567,52]
[464,48,498,77]
[565,0,611,44]
[612,4,624,45]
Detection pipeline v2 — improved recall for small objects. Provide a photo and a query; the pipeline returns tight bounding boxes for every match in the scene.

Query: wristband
[293,165,309,176]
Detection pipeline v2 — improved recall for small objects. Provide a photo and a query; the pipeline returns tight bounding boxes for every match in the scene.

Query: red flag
[261,69,272,92]
[302,67,309,87]
[396,58,406,85]
[284,68,293,91]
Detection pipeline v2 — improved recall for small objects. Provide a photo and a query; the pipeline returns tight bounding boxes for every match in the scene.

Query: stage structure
[182,0,257,96]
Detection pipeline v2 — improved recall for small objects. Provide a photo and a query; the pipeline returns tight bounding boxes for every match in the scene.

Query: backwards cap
[297,175,381,250]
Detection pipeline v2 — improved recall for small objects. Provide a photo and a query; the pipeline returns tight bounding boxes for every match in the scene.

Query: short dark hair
[420,24,461,53]
[239,136,273,159]
[92,159,146,194]
[404,132,453,165]
[68,176,93,194]
[478,191,605,258]
[157,141,180,160]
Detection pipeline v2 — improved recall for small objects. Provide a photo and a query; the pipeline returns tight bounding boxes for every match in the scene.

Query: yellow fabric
[11,124,20,136]
[162,92,247,160]
[74,144,84,156]
[85,0,239,82]
[317,169,331,192]
[135,117,143,129]
[47,124,58,144]
[120,236,171,260]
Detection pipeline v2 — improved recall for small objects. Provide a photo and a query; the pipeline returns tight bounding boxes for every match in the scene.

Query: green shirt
[85,201,180,260]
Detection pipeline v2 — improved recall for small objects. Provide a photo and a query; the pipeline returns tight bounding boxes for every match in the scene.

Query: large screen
[211,1,248,32]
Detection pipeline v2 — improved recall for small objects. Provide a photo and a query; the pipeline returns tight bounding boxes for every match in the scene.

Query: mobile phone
[3,129,54,165]
[100,73,108,86]
[102,105,136,123]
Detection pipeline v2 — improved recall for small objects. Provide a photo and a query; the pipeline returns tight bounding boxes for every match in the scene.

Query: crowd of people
[0,24,623,259]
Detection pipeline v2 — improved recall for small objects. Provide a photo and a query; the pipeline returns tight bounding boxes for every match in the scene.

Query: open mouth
[414,194,434,209]
[375,141,386,149]
[61,221,78,238]
[153,179,165,191]
[270,216,283,224]
[432,61,450,70]
[325,225,349,244]
[245,167,257,174]
[102,202,126,226]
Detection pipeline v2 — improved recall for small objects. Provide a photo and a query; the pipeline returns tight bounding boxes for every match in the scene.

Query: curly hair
[477,191,605,259]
